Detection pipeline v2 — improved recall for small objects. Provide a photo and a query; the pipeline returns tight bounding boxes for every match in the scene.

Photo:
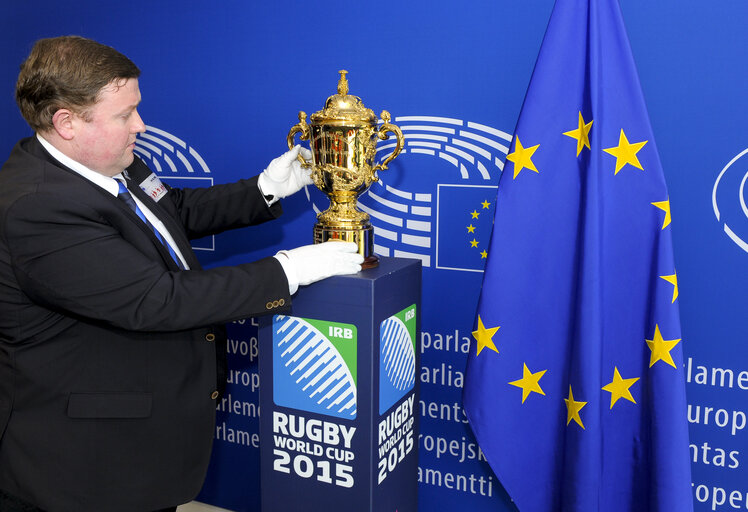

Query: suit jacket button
[211,391,220,400]
[266,301,273,310]
[205,333,216,342]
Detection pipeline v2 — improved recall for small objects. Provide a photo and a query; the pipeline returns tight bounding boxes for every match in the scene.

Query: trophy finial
[337,70,349,96]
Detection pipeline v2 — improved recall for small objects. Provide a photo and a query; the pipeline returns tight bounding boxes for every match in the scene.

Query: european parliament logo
[135,126,215,251]
[379,305,417,415]
[303,115,510,272]
[713,148,748,253]
[272,315,357,420]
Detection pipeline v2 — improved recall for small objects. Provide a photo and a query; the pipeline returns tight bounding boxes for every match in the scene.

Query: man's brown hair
[15,36,141,132]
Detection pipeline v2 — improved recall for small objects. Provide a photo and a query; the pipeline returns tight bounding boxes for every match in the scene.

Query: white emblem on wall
[134,126,212,175]
[713,148,748,253]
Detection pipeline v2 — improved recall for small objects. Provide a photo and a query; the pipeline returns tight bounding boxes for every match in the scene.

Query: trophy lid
[310,70,377,124]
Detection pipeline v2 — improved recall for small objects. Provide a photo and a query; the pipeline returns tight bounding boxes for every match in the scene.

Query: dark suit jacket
[0,136,291,511]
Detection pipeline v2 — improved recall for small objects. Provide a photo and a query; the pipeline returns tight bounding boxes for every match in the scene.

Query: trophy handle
[373,110,404,174]
[287,111,312,167]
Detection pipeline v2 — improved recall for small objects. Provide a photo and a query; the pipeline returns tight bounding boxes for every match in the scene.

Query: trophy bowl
[287,70,404,268]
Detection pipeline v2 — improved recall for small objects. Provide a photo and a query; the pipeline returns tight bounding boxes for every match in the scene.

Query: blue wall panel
[2,2,747,510]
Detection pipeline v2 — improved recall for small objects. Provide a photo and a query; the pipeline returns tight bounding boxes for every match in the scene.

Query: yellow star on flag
[467,224,476,233]
[471,210,480,219]
[646,324,682,368]
[470,239,479,248]
[603,129,648,175]
[509,363,547,403]
[563,111,593,156]
[651,198,672,229]
[564,385,587,429]
[506,137,539,179]
[480,250,488,259]
[472,316,500,356]
[481,200,491,209]
[659,272,679,303]
[602,367,639,409]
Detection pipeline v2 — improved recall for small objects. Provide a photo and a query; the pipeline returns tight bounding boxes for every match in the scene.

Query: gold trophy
[287,70,404,268]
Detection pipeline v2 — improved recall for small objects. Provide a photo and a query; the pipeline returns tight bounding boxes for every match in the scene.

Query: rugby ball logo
[273,315,357,419]
[379,305,417,414]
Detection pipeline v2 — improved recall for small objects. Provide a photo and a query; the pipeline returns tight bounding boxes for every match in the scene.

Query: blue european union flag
[436,184,497,272]
[462,1,693,511]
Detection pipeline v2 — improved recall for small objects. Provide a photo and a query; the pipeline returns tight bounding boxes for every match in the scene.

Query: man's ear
[51,109,76,140]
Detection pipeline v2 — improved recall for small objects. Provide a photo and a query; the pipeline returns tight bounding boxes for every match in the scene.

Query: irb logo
[329,326,355,339]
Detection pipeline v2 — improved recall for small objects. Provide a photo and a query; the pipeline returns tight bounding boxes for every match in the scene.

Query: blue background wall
[2,2,746,510]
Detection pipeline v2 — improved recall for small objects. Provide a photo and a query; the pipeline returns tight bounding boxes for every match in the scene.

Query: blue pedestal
[259,257,421,512]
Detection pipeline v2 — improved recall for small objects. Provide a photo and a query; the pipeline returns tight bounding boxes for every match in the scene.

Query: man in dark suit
[0,36,363,511]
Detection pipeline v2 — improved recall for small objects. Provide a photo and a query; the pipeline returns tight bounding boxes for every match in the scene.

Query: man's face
[70,78,146,177]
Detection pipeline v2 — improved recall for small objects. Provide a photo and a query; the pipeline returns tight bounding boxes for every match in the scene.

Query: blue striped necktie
[116,180,185,269]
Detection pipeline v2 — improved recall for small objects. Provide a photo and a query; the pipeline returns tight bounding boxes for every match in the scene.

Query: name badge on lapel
[139,174,168,202]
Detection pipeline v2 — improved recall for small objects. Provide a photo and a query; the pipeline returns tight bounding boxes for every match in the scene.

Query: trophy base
[314,224,379,269]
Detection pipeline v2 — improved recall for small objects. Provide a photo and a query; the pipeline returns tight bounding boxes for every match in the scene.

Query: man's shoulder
[1,136,56,180]
[0,137,45,199]
[0,137,94,214]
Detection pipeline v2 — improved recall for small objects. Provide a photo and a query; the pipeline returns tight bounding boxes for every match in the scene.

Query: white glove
[274,241,364,294]
[258,145,313,201]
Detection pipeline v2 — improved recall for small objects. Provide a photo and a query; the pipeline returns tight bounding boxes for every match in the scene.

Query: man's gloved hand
[258,145,313,201]
[274,241,364,294]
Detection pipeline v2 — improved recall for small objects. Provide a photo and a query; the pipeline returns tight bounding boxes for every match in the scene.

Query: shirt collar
[36,133,124,197]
